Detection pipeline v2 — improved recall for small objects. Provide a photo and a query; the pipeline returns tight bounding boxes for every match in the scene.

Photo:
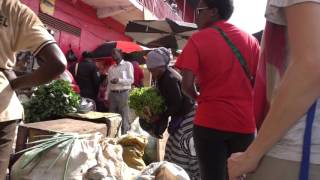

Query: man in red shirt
[175,0,260,179]
[131,61,144,88]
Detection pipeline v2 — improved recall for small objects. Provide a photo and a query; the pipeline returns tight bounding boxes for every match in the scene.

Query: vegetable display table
[67,111,122,138]
[15,118,107,154]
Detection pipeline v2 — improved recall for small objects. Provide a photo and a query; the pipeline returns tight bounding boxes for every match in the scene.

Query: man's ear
[117,49,123,55]
[209,7,219,18]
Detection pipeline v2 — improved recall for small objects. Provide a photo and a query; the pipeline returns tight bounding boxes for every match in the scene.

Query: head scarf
[146,47,171,69]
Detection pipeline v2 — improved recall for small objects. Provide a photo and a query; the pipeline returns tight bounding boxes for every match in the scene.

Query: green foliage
[23,80,80,123]
[129,87,166,120]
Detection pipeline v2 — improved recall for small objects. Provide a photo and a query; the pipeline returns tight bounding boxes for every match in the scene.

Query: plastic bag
[78,97,96,113]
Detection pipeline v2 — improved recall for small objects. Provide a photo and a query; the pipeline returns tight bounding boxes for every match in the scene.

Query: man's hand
[228,152,260,180]
[111,78,119,84]
[3,69,17,82]
[181,69,199,100]
[10,43,66,90]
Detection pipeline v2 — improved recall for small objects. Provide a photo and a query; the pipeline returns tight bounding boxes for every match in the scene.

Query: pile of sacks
[11,133,189,180]
[83,138,140,180]
[11,133,138,180]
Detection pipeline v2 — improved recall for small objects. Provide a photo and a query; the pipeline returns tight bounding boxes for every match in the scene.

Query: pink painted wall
[141,0,183,21]
[21,0,130,58]
[176,0,195,22]
[21,0,40,13]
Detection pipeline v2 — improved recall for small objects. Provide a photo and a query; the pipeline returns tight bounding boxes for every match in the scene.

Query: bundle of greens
[23,80,80,123]
[129,87,166,121]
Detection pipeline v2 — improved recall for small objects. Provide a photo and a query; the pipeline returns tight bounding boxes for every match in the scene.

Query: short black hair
[203,0,234,20]
[82,51,92,58]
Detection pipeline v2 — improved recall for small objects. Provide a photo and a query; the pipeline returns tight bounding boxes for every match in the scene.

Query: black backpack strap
[211,26,255,86]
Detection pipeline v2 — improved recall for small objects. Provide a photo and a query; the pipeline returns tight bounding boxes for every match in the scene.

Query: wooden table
[15,118,107,153]
[67,111,122,138]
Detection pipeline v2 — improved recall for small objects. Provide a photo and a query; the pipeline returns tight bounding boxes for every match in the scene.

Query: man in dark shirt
[69,51,99,102]
[144,47,200,179]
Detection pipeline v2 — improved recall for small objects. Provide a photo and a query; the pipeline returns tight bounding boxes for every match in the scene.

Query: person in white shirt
[106,48,134,134]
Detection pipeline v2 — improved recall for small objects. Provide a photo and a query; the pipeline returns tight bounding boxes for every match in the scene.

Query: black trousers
[193,125,254,180]
[0,120,17,180]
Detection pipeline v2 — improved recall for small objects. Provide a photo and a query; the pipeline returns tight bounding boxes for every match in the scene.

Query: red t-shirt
[133,63,144,87]
[176,21,260,133]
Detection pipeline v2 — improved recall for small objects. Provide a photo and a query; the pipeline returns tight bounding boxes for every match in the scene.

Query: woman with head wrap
[143,47,200,179]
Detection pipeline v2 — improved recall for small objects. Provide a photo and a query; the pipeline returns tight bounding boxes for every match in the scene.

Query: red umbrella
[91,41,146,59]
[116,41,144,53]
[91,41,151,64]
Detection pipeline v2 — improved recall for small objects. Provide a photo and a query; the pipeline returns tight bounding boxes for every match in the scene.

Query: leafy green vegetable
[129,87,166,120]
[23,80,80,123]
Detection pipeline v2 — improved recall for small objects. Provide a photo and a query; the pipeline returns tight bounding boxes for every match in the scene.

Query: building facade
[22,0,195,58]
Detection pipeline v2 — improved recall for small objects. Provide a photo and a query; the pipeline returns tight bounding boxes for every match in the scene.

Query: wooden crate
[67,112,122,138]
[15,118,107,153]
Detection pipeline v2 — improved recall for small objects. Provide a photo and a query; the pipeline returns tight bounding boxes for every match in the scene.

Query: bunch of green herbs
[23,80,80,123]
[129,87,166,120]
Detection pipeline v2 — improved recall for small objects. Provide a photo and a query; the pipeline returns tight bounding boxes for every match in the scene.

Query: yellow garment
[118,134,148,170]
[0,0,55,121]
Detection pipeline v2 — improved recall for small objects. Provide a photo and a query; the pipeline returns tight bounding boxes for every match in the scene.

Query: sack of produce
[129,119,158,165]
[137,161,190,180]
[117,134,148,171]
[84,138,140,180]
[11,133,103,180]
